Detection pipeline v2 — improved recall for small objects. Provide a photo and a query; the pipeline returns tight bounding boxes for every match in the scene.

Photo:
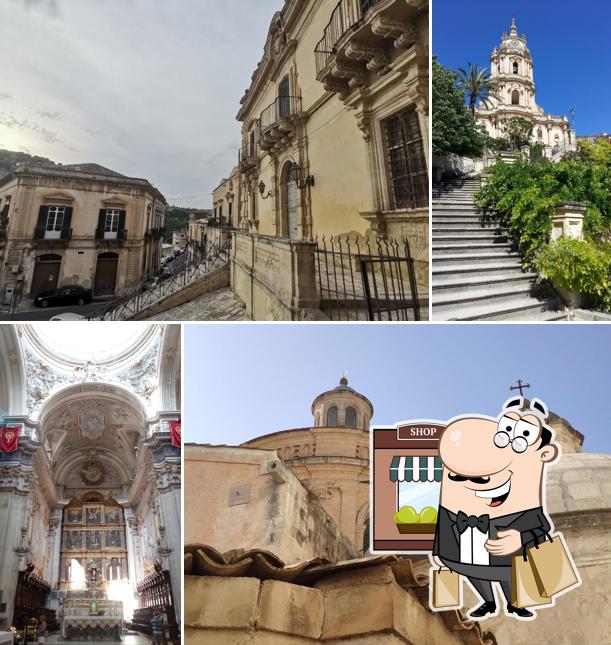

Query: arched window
[513,61,519,74]
[327,406,338,427]
[345,406,357,428]
[537,128,543,139]
[511,90,520,105]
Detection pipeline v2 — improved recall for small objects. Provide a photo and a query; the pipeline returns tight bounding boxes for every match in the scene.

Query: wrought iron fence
[87,239,230,321]
[315,0,381,74]
[259,95,302,133]
[315,236,420,321]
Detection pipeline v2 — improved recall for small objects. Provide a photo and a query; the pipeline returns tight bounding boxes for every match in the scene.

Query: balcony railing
[315,0,381,75]
[260,95,302,133]
[33,227,72,242]
[95,228,127,241]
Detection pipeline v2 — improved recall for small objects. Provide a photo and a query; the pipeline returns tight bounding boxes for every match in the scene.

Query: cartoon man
[431,397,559,619]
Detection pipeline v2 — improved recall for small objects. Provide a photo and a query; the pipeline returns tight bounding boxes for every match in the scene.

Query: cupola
[311,377,373,430]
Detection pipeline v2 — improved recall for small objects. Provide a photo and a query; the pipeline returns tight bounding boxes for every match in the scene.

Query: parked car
[34,285,93,308]
[49,313,87,321]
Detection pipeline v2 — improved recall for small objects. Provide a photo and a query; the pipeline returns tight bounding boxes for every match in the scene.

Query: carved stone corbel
[345,41,390,73]
[371,16,418,50]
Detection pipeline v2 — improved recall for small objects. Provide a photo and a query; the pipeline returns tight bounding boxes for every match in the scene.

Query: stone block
[257,580,323,639]
[185,627,253,644]
[325,635,408,645]
[314,563,396,590]
[251,632,314,644]
[184,575,260,629]
[321,582,394,639]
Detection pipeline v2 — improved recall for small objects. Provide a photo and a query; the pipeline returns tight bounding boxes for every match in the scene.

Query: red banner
[0,425,21,453]
[169,420,181,448]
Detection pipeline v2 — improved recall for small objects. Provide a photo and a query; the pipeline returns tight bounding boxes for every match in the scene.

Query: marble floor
[46,632,150,644]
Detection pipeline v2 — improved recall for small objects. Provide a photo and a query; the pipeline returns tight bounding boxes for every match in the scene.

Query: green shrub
[476,157,611,265]
[535,237,611,311]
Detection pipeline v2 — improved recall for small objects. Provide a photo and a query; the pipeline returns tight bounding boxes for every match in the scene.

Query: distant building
[0,162,166,301]
[212,167,240,229]
[476,18,577,160]
[172,229,188,251]
[577,132,610,144]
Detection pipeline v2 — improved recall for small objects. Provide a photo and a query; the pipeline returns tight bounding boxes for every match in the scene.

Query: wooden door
[94,253,119,296]
[30,254,61,297]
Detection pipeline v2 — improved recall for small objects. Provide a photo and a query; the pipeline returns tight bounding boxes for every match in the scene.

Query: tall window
[249,129,256,156]
[46,205,65,238]
[327,406,338,427]
[278,76,290,118]
[383,107,428,210]
[513,61,519,74]
[104,209,120,233]
[511,90,520,105]
[345,407,357,428]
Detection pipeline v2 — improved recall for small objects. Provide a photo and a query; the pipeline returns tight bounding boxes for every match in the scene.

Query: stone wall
[184,562,494,644]
[231,232,319,320]
[134,265,229,320]
[185,445,357,564]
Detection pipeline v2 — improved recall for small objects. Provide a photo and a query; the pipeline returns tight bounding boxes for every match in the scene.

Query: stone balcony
[259,95,303,154]
[314,0,426,99]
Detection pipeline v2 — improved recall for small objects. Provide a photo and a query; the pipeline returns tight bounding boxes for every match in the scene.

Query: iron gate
[315,236,421,321]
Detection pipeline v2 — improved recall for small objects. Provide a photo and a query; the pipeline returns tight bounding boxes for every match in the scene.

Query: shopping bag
[526,532,580,598]
[431,568,461,609]
[511,550,550,608]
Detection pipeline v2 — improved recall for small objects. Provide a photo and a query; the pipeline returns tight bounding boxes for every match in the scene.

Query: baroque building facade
[0,162,166,303]
[232,0,429,270]
[186,375,610,644]
[0,324,181,639]
[476,18,577,159]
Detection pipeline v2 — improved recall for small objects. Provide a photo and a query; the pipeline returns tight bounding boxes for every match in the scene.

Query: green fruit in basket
[396,506,418,523]
[420,507,438,524]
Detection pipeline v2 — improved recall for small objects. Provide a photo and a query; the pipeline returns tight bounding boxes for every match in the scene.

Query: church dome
[311,377,373,430]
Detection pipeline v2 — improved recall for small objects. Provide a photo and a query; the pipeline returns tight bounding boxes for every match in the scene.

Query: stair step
[433,233,508,241]
[433,252,522,266]
[433,295,564,321]
[433,274,536,293]
[433,243,513,256]
[433,224,501,231]
[433,261,529,277]
[432,282,540,306]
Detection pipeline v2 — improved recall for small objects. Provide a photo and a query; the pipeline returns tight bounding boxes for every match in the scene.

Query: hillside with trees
[0,148,56,179]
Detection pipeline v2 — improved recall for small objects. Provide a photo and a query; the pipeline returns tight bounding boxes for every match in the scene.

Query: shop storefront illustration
[371,421,446,553]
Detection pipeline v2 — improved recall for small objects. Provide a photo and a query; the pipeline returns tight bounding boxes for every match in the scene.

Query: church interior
[0,324,181,643]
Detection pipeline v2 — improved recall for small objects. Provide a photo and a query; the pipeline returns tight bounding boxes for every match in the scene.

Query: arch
[159,325,181,410]
[511,90,520,105]
[0,326,26,416]
[327,406,338,427]
[513,61,519,74]
[280,161,299,240]
[345,406,357,428]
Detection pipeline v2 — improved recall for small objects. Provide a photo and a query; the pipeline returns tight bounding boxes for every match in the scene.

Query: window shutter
[96,209,106,239]
[61,207,73,240]
[118,210,126,234]
[35,205,49,239]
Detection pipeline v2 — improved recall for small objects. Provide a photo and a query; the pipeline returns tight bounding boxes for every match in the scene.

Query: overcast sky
[0,0,284,207]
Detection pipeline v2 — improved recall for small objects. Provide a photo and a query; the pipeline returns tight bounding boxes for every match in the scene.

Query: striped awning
[390,456,442,482]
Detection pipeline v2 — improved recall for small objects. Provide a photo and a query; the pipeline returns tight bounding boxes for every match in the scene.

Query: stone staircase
[432,176,563,320]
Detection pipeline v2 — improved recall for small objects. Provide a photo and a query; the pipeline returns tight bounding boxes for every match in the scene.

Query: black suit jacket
[432,506,552,567]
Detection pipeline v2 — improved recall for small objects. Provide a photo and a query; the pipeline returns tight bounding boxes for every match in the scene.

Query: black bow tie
[455,511,490,534]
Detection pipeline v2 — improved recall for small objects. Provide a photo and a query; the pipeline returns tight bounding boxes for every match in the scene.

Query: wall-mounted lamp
[258,181,273,200]
[289,161,315,189]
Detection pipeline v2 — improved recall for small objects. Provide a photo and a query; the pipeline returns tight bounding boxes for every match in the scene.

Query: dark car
[34,285,93,308]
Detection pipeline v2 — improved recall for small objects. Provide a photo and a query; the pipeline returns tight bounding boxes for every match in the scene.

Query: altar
[62,598,123,642]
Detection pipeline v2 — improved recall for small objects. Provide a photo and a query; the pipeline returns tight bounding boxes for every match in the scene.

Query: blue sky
[184,324,611,454]
[433,0,610,136]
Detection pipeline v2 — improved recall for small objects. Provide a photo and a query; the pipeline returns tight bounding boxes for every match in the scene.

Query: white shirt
[459,526,490,565]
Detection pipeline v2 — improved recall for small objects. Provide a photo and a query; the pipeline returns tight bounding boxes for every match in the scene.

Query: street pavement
[0,300,107,321]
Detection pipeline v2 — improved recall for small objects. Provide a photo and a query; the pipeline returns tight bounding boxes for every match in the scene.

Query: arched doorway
[281,162,299,240]
[94,252,119,296]
[30,254,62,297]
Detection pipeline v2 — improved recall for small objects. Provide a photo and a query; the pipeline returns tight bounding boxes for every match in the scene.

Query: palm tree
[455,63,498,117]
